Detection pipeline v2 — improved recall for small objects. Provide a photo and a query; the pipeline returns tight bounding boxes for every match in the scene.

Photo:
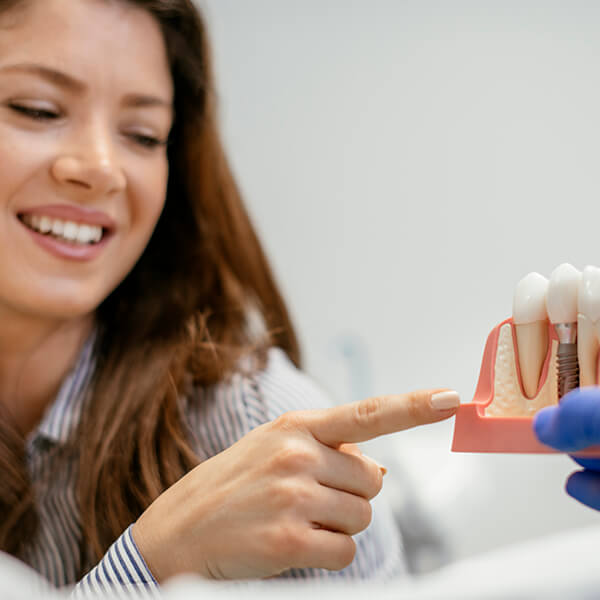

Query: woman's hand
[132,389,459,581]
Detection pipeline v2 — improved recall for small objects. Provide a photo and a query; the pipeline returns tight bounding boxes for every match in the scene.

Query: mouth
[18,213,108,246]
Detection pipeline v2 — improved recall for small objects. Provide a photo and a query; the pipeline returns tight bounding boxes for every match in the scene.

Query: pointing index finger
[305,389,460,447]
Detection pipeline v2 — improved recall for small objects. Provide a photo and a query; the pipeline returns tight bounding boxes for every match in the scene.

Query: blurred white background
[199,0,600,570]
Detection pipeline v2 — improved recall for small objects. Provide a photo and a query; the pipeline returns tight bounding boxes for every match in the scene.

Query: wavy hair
[0,0,300,572]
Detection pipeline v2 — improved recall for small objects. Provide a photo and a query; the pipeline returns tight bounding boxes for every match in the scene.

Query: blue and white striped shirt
[21,336,405,596]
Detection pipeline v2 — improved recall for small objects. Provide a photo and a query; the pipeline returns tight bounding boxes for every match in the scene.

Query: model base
[452,318,600,457]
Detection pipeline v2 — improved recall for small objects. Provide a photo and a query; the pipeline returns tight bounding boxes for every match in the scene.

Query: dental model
[452,263,600,455]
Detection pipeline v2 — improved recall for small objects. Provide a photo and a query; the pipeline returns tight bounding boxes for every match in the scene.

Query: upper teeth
[23,214,103,244]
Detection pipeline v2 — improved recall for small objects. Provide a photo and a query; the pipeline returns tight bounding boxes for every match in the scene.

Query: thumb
[304,389,460,447]
[534,387,600,452]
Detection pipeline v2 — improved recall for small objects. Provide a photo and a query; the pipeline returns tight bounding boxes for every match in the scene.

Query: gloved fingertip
[565,470,581,497]
[565,470,600,512]
[533,406,555,443]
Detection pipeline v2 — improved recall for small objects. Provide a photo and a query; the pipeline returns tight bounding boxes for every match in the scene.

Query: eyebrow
[121,94,172,110]
[0,62,172,110]
[0,62,84,91]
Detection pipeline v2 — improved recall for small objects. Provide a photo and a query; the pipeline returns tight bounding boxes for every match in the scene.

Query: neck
[0,308,94,437]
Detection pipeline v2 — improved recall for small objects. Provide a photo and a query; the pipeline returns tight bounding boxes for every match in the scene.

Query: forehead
[0,0,173,100]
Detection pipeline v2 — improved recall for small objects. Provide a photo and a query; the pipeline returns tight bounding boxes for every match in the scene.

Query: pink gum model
[452,317,600,456]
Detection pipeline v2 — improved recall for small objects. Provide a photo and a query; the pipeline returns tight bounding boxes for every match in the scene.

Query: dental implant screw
[554,323,579,401]
[556,343,579,400]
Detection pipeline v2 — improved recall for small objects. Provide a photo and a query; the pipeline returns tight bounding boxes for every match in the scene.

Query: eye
[132,134,165,148]
[128,133,168,149]
[8,103,60,121]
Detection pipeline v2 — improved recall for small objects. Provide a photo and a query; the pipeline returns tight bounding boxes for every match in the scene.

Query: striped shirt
[20,335,405,596]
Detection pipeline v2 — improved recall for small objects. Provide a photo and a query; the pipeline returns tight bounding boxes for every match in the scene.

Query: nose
[51,125,126,196]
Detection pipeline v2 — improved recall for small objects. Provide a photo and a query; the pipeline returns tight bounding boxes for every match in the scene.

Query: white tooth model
[578,266,600,386]
[546,264,581,326]
[485,278,557,418]
[512,272,549,399]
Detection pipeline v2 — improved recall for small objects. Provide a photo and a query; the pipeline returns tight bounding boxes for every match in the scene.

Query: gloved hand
[534,387,600,510]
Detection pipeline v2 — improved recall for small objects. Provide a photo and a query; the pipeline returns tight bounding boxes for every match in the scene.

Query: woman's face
[0,0,173,322]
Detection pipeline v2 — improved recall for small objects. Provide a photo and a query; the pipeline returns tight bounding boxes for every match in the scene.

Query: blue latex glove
[534,387,600,510]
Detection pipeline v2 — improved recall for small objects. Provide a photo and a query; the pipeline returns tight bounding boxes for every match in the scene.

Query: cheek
[128,160,168,239]
[0,127,50,207]
[97,167,167,307]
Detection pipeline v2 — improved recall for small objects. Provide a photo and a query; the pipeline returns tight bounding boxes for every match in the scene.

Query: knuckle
[354,396,384,430]
[406,392,422,424]
[272,522,307,561]
[273,411,307,433]
[273,480,296,508]
[275,479,313,511]
[273,438,318,474]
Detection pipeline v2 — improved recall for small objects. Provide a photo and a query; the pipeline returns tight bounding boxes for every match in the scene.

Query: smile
[18,213,105,246]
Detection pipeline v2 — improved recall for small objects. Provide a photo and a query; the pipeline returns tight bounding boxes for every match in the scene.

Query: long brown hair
[0,0,300,570]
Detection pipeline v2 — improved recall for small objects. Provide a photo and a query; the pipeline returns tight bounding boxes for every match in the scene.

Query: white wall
[199,0,600,563]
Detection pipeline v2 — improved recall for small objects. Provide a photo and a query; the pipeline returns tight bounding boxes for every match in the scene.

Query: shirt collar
[29,329,97,446]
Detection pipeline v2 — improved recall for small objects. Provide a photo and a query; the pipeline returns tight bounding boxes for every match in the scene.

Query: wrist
[131,514,167,583]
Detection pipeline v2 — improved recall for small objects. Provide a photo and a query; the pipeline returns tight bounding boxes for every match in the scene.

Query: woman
[0,0,460,595]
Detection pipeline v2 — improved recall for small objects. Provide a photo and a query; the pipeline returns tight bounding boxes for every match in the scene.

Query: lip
[18,204,116,231]
[17,214,113,262]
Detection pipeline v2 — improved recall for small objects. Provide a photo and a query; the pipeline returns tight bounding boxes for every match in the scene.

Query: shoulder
[182,347,335,459]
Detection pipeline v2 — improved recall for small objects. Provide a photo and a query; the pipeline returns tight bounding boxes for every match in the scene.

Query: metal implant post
[546,264,582,402]
[554,322,579,401]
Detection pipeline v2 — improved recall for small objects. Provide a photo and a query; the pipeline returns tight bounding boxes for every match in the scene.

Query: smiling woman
[0,0,172,321]
[0,0,459,596]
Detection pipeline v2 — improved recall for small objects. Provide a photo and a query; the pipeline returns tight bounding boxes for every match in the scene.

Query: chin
[13,285,105,323]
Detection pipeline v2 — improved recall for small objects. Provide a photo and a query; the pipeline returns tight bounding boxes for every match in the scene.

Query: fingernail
[431,390,460,410]
[364,455,387,476]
